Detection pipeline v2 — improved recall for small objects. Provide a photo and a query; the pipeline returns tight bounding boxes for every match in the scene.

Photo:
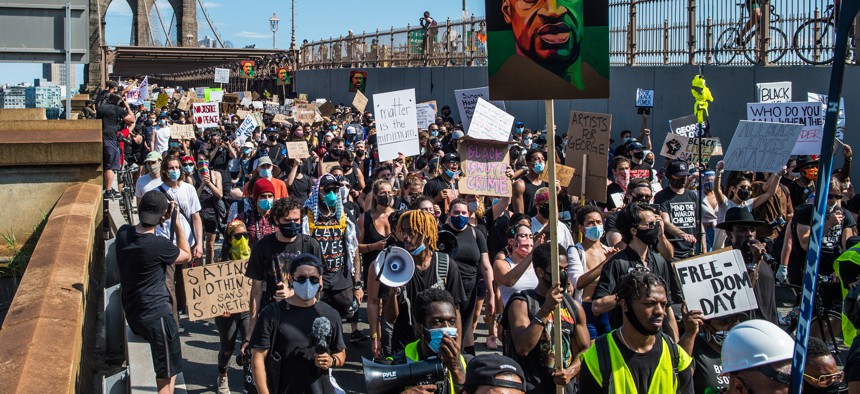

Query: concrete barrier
[0,183,103,393]
[0,108,46,121]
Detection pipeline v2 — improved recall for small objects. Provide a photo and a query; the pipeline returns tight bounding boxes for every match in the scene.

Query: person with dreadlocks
[302,174,366,341]
[366,209,466,358]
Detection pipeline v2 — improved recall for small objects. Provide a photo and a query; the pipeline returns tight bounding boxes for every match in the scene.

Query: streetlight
[270,13,280,49]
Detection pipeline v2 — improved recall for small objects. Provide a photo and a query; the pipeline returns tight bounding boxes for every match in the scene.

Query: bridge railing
[298,0,859,69]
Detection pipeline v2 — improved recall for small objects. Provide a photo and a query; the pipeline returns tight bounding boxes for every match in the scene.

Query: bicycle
[793,2,857,65]
[117,164,138,225]
[784,275,844,364]
[714,2,789,65]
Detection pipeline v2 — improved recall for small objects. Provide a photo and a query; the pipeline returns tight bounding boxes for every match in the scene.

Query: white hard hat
[721,319,794,374]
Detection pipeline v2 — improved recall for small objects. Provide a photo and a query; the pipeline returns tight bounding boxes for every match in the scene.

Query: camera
[769,217,786,229]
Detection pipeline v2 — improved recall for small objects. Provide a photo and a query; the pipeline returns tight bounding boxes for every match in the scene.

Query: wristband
[532,315,547,327]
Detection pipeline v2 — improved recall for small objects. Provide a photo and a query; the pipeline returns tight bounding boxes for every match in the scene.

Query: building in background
[42,63,75,96]
[0,85,27,109]
[26,79,64,119]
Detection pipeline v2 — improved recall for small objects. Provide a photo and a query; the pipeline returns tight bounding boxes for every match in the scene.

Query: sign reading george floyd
[674,249,759,319]
[458,140,512,197]
[669,114,706,138]
[454,87,507,132]
[747,101,824,155]
[722,121,803,174]
[373,88,420,161]
[565,111,611,202]
[182,260,253,321]
[467,98,515,142]
[756,81,792,103]
[192,102,220,128]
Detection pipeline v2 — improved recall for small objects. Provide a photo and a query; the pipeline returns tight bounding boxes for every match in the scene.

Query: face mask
[294,131,304,138]
[517,127,524,133]
[376,195,391,208]
[167,169,181,181]
[644,159,654,166]
[615,171,630,185]
[789,171,800,179]
[355,150,364,157]
[491,198,501,206]
[409,243,426,256]
[243,148,251,155]
[635,227,660,246]
[531,143,539,150]
[323,191,338,207]
[514,239,533,257]
[450,215,469,230]
[736,188,751,200]
[267,134,278,141]
[633,151,644,160]
[669,177,686,189]
[584,225,604,242]
[425,327,458,354]
[431,130,438,137]
[277,222,301,238]
[330,149,341,157]
[624,302,661,335]
[703,182,713,192]
[147,162,161,176]
[538,204,550,218]
[559,270,569,289]
[524,138,532,146]
[293,279,321,301]
[702,327,729,345]
[182,165,194,174]
[467,202,479,213]
[532,162,545,174]
[803,167,819,180]
[230,235,251,260]
[444,169,460,179]
[258,197,274,211]
[260,168,272,178]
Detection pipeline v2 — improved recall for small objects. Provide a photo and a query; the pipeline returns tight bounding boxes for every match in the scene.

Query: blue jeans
[582,301,612,339]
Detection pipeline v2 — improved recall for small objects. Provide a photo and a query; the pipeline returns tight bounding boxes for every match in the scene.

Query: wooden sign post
[544,99,563,394]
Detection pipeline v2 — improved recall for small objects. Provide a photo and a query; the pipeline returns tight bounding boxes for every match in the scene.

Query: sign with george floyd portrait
[485,0,610,100]
[238,60,256,79]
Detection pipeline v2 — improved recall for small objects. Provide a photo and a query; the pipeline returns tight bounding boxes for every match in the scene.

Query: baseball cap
[145,151,162,163]
[138,190,168,226]
[452,130,465,140]
[515,121,525,127]
[346,126,357,135]
[464,354,533,392]
[289,253,324,275]
[667,160,691,177]
[319,173,339,188]
[243,141,255,149]
[628,142,645,151]
[441,152,461,163]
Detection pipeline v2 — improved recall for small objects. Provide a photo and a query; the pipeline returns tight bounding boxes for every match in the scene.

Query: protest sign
[214,68,230,84]
[173,92,182,100]
[635,88,654,108]
[209,89,224,103]
[296,102,316,124]
[264,101,281,115]
[286,141,310,159]
[272,113,290,123]
[177,96,190,111]
[458,140,512,197]
[318,101,336,117]
[808,92,845,140]
[756,81,792,103]
[238,60,255,79]
[373,88,420,161]
[298,93,308,102]
[192,102,219,128]
[674,249,759,319]
[747,101,824,155]
[416,101,438,129]
[236,109,249,119]
[233,114,259,146]
[669,114,706,137]
[565,111,612,202]
[539,164,576,187]
[723,121,803,173]
[251,101,264,110]
[659,134,723,164]
[352,90,368,113]
[240,97,251,107]
[183,260,253,321]
[349,70,367,93]
[466,98,515,142]
[156,93,169,108]
[276,66,290,85]
[195,87,206,98]
[170,124,195,140]
[454,87,507,131]
[320,161,339,175]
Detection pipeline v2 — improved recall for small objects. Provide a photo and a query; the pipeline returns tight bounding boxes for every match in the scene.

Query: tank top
[519,175,547,215]
[360,212,387,271]
[289,173,312,202]
[344,165,360,190]
[193,173,216,213]
[499,255,539,305]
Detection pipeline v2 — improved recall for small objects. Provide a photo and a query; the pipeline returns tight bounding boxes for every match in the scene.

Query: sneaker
[350,330,369,343]
[780,306,800,326]
[486,335,499,350]
[216,375,230,394]
[103,189,121,200]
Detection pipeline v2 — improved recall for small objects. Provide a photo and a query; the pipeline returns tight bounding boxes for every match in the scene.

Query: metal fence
[298,0,858,69]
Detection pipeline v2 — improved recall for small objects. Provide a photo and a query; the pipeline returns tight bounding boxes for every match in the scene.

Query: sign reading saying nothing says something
[467,98,515,142]
[565,111,611,202]
[723,121,804,173]
[374,89,420,161]
[747,101,824,155]
[183,260,253,321]
[458,140,511,197]
[192,102,219,128]
[674,249,758,319]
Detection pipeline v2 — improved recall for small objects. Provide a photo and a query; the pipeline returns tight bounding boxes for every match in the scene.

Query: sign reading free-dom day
[674,249,758,319]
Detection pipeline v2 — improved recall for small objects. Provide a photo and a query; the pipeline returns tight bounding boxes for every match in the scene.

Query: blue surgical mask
[524,138,532,146]
[243,148,251,155]
[444,169,460,179]
[431,130,438,137]
[491,198,501,206]
[584,225,604,242]
[409,243,426,256]
[533,162,545,174]
[531,143,539,150]
[167,169,181,181]
[467,202,479,213]
[450,215,469,230]
[293,279,321,301]
[257,197,273,211]
[516,127,524,133]
[323,191,338,207]
[425,327,458,354]
[260,168,272,178]
[182,165,194,174]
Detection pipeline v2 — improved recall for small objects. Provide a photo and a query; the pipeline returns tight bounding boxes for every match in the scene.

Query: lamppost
[270,13,280,49]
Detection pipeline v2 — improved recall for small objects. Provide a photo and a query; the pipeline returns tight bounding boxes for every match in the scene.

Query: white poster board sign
[674,249,759,319]
[454,87,506,131]
[746,101,824,155]
[373,88,420,161]
[209,90,224,103]
[808,92,846,140]
[635,88,654,108]
[756,81,792,103]
[467,98,515,142]
[214,68,231,84]
[233,114,259,146]
[416,101,438,129]
[723,121,803,173]
[192,102,220,128]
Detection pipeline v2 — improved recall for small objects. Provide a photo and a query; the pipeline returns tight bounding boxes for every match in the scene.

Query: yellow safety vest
[582,331,693,394]
[400,340,467,394]
[834,243,860,346]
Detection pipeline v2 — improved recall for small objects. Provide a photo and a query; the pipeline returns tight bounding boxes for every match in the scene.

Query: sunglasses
[232,233,248,241]
[804,371,843,386]
[323,187,340,193]
[828,194,844,200]
[753,365,792,386]
[293,275,321,285]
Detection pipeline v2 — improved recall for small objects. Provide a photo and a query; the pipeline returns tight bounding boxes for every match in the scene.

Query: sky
[0,0,486,87]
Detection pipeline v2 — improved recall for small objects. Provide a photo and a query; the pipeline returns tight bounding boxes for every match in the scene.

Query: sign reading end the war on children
[674,249,758,319]
[723,121,803,173]
[565,111,611,202]
[458,140,512,197]
[182,260,253,321]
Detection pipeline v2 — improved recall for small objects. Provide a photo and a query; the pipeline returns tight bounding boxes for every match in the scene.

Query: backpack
[398,252,449,326]
[158,185,192,242]
[594,331,679,393]
[500,289,579,360]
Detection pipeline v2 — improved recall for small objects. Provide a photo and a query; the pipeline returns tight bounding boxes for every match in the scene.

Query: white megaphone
[374,246,415,287]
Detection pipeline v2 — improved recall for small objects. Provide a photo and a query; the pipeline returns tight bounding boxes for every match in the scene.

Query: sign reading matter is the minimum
[374,88,420,161]
[183,260,253,321]
[674,249,758,319]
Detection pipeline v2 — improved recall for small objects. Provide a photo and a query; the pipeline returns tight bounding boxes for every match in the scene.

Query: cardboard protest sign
[723,121,803,173]
[660,134,723,164]
[809,92,845,140]
[747,101,824,155]
[238,60,255,79]
[458,140,512,197]
[454,87,507,131]
[296,102,316,124]
[466,98,515,142]
[182,260,253,321]
[374,89,420,161]
[264,101,282,115]
[170,124,195,140]
[416,101,438,129]
[635,88,654,108]
[192,102,219,128]
[485,0,609,100]
[674,249,759,319]
[233,114,259,146]
[236,109,250,119]
[298,93,308,102]
[214,68,230,84]
[320,161,339,175]
[318,101,336,117]
[352,90,368,113]
[272,114,290,123]
[285,141,310,159]
[177,96,190,111]
[756,81,792,103]
[539,164,576,187]
[173,92,182,100]
[251,101,264,110]
[349,70,367,93]
[565,111,611,202]
[669,114,706,137]
[276,66,291,85]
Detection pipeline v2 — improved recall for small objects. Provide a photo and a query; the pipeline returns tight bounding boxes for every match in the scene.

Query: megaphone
[362,357,446,394]
[437,230,458,257]
[374,246,415,287]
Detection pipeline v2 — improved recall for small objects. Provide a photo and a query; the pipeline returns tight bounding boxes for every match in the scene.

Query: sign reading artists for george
[192,102,219,128]
[756,81,792,103]
[458,140,512,197]
[747,101,824,155]
[467,98,515,142]
[454,87,506,132]
[565,111,612,202]
[214,67,231,84]
[674,249,759,319]
[183,260,253,321]
[373,88,420,161]
[723,121,804,173]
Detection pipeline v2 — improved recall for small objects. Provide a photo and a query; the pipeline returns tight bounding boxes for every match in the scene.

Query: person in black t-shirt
[423,152,461,218]
[653,160,700,260]
[680,311,741,394]
[97,93,135,199]
[604,156,631,210]
[116,190,192,391]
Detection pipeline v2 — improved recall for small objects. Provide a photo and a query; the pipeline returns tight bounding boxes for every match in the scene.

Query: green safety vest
[392,340,467,393]
[582,331,693,394]
[834,243,860,346]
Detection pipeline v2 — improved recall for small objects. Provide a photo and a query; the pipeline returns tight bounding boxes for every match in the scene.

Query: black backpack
[499,289,579,359]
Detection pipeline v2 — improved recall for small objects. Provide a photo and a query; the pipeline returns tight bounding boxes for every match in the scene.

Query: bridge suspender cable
[197,0,224,48]
[152,0,173,46]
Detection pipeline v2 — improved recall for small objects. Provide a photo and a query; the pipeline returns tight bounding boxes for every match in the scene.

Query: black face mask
[669,177,686,189]
[635,227,660,246]
[803,383,842,394]
[267,134,278,142]
[355,150,365,157]
[538,204,550,218]
[633,151,644,160]
[330,149,342,157]
[376,195,391,207]
[624,303,661,336]
[737,189,751,200]
[644,159,654,166]
[279,222,301,238]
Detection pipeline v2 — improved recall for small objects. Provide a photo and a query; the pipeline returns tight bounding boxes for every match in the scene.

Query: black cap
[793,155,819,171]
[441,152,461,163]
[628,142,645,151]
[138,190,168,226]
[666,160,691,177]
[464,354,533,392]
[318,174,339,188]
[289,253,324,275]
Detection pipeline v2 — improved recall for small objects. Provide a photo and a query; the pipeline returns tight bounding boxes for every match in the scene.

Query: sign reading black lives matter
[182,260,253,321]
[674,249,758,319]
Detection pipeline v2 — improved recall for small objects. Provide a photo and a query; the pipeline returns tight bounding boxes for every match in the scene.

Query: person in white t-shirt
[150,116,172,155]
[135,151,165,204]
[712,160,785,248]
